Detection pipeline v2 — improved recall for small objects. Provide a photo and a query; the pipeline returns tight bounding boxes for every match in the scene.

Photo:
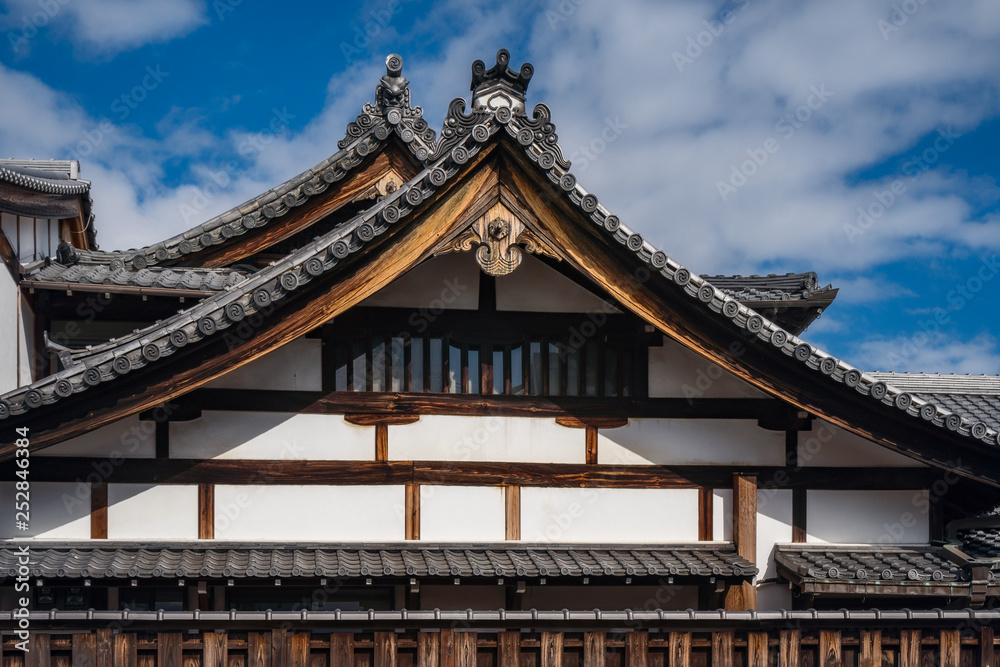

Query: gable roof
[1,52,998,491]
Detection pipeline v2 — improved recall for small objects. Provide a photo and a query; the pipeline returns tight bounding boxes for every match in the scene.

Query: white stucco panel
[419,486,506,541]
[213,485,405,541]
[648,337,768,399]
[807,490,929,544]
[0,482,91,539]
[389,416,585,463]
[598,419,784,465]
[520,487,698,543]
[360,251,479,310]
[206,337,321,391]
[496,254,620,313]
[799,419,928,467]
[37,415,155,458]
[170,412,373,460]
[713,489,733,541]
[0,257,19,394]
[757,489,793,580]
[107,484,199,540]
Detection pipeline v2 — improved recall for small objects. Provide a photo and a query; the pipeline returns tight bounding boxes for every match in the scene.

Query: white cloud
[3,0,207,56]
[851,332,1000,374]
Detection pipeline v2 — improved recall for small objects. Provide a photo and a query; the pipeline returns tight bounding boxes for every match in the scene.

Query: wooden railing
[2,625,997,666]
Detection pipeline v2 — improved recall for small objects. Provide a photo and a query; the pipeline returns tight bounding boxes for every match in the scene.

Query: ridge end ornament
[436,205,559,276]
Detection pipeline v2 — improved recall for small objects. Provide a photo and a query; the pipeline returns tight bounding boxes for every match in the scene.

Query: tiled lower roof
[0,543,756,580]
[775,545,967,584]
[960,527,1000,560]
[29,262,246,292]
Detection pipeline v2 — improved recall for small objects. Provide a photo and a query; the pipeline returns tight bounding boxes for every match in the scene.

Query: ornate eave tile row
[2,51,999,469]
[29,262,246,292]
[0,543,756,580]
[774,546,969,584]
[0,162,91,196]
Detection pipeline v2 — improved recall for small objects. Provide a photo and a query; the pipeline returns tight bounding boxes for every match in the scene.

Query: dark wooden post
[748,632,768,667]
[199,483,215,539]
[72,633,97,667]
[505,485,521,540]
[112,633,136,667]
[271,628,289,667]
[859,630,880,667]
[375,632,396,667]
[498,631,521,667]
[542,632,564,667]
[981,628,995,667]
[27,633,50,667]
[417,632,440,667]
[899,630,921,667]
[725,473,757,610]
[712,632,734,667]
[332,633,356,666]
[203,632,228,667]
[455,632,477,667]
[96,628,113,667]
[670,632,691,667]
[157,633,182,667]
[779,630,800,667]
[290,632,310,667]
[91,482,108,539]
[406,483,420,540]
[819,631,841,667]
[625,631,648,667]
[248,631,271,667]
[940,630,960,667]
[440,627,456,667]
[585,632,607,667]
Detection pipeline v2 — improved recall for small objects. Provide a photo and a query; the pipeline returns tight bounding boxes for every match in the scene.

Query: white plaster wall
[521,487,699,543]
[522,585,699,611]
[389,416,585,463]
[799,420,927,467]
[18,293,33,386]
[713,489,733,541]
[756,489,793,610]
[496,254,620,313]
[37,415,155,458]
[107,484,199,539]
[171,412,372,460]
[206,338,322,391]
[214,485,405,540]
[649,337,769,399]
[807,490,929,544]
[0,259,20,393]
[598,419,784,466]
[360,251,479,310]
[0,482,90,538]
[419,486,506,541]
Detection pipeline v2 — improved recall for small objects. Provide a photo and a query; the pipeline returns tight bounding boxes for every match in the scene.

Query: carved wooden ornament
[437,203,559,276]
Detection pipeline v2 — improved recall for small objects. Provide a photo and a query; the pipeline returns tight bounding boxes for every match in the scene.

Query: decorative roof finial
[376,53,409,111]
[470,49,533,114]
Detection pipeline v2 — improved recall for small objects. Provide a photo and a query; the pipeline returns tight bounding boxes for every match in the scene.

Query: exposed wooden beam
[505,485,520,540]
[198,483,214,539]
[698,487,713,541]
[90,482,107,539]
[725,473,757,610]
[405,483,420,541]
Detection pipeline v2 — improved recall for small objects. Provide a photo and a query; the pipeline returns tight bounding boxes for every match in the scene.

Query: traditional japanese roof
[0,159,90,196]
[0,543,756,581]
[869,373,1000,433]
[1,51,998,492]
[26,262,246,292]
[959,527,1000,560]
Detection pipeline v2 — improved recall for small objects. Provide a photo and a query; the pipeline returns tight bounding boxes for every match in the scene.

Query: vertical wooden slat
[503,344,512,395]
[498,631,520,667]
[28,633,51,667]
[541,337,550,395]
[940,630,960,667]
[366,338,374,392]
[406,483,421,540]
[725,473,757,610]
[585,426,598,464]
[585,632,606,667]
[422,336,431,393]
[442,335,451,393]
[440,628,455,667]
[455,633,477,667]
[460,344,469,394]
[203,632,228,667]
[481,342,493,395]
[779,630,800,667]
[698,487,713,541]
[712,632,734,667]
[384,334,392,394]
[542,632,563,667]
[981,628,995,667]
[375,424,389,461]
[112,633,136,667]
[819,631,841,667]
[899,630,921,667]
[418,632,440,667]
[96,629,113,667]
[272,629,289,667]
[375,632,396,667]
[198,483,214,539]
[155,418,170,459]
[248,631,271,667]
[290,632,309,667]
[404,335,412,392]
[625,632,648,667]
[331,634,355,667]
[73,632,97,667]
[858,630,880,667]
[505,485,521,540]
[669,632,691,667]
[91,482,108,539]
[747,632,768,667]
[159,633,183,667]
[792,488,807,543]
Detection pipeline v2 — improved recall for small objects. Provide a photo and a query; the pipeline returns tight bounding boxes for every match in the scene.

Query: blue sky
[2,0,999,375]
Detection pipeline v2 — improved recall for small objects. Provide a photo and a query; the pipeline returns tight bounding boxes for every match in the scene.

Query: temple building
[0,51,998,666]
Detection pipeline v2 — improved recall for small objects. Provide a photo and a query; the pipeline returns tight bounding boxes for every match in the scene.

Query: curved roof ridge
[2,50,998,474]
[868,372,1000,396]
[0,162,91,196]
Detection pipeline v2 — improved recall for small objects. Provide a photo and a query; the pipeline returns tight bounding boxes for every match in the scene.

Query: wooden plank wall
[0,626,994,666]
